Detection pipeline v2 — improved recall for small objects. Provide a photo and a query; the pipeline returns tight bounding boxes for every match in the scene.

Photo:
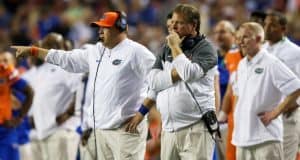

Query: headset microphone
[91,47,106,160]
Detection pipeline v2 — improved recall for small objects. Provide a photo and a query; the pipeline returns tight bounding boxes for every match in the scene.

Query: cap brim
[90,21,113,28]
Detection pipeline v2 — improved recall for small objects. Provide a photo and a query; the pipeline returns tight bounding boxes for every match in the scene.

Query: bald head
[42,33,64,49]
[5,52,16,65]
[0,51,16,70]
[214,20,236,52]
[217,20,236,33]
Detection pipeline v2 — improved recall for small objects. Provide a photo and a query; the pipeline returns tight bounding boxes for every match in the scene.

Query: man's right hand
[11,45,49,60]
[81,128,92,146]
[11,46,32,57]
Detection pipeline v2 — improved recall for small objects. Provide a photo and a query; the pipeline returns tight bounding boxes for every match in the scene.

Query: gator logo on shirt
[112,59,122,65]
[255,68,264,74]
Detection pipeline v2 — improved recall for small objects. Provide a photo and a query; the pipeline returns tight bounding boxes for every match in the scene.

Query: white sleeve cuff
[280,78,300,96]
[147,89,157,100]
[172,54,187,63]
[45,49,60,64]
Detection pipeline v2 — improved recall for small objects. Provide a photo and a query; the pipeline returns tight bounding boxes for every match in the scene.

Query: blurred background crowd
[1,0,300,160]
[1,0,300,55]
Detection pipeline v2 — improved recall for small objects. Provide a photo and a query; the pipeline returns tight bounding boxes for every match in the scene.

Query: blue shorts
[0,143,20,160]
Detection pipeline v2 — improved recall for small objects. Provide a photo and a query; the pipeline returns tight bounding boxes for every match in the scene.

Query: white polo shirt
[58,74,84,132]
[263,37,300,77]
[232,49,300,147]
[46,38,156,130]
[22,63,82,140]
[264,37,300,120]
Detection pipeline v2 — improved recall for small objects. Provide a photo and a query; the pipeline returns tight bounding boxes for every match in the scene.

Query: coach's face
[171,12,195,38]
[237,27,258,58]
[98,26,119,48]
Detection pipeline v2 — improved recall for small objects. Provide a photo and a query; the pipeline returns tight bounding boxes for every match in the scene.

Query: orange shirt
[224,48,242,74]
[0,65,18,124]
[224,48,242,160]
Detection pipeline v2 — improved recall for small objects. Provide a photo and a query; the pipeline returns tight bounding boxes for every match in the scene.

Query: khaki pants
[283,108,300,160]
[81,120,148,160]
[161,121,214,160]
[29,130,80,160]
[19,143,33,160]
[236,141,283,160]
[215,124,228,160]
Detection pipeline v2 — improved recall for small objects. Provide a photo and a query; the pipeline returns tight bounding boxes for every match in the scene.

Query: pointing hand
[11,46,32,58]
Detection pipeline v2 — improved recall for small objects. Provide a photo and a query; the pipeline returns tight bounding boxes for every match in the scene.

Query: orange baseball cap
[91,12,119,28]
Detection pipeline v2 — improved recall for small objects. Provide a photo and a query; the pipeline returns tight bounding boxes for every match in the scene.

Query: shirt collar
[247,49,266,65]
[265,37,287,50]
[111,38,128,52]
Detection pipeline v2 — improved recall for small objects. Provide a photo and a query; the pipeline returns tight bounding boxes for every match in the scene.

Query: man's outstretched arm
[11,46,49,60]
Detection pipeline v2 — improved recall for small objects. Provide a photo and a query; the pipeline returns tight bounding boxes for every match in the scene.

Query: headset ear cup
[115,11,127,31]
[182,37,195,50]
[118,18,127,31]
[181,35,203,50]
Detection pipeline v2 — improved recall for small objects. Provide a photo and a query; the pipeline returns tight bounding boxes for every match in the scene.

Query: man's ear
[281,25,287,34]
[256,35,262,43]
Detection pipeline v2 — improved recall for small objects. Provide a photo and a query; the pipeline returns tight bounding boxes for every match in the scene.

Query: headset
[90,47,106,160]
[114,11,127,32]
[181,34,205,50]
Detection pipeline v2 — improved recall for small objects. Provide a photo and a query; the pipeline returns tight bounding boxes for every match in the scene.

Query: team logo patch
[255,68,264,74]
[112,59,122,65]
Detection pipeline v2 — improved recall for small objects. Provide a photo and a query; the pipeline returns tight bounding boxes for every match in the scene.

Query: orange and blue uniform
[224,48,242,160]
[0,64,28,160]
[0,64,19,124]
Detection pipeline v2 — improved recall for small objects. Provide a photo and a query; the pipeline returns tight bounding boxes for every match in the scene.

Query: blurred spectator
[22,33,82,160]
[250,10,267,26]
[263,11,300,160]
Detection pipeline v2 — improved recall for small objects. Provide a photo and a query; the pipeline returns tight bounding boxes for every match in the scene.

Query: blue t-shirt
[217,55,229,101]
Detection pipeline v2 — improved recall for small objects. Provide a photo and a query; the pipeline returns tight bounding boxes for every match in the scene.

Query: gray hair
[240,22,264,43]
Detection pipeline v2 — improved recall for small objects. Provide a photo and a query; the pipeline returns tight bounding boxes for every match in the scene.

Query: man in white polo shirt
[263,11,300,160]
[233,22,300,160]
[22,33,82,160]
[13,11,156,160]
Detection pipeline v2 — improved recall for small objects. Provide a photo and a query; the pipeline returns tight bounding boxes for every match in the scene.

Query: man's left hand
[258,110,276,126]
[124,112,144,133]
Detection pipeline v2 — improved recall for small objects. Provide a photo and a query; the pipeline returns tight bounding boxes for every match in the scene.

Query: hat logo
[112,59,122,65]
[255,68,264,74]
